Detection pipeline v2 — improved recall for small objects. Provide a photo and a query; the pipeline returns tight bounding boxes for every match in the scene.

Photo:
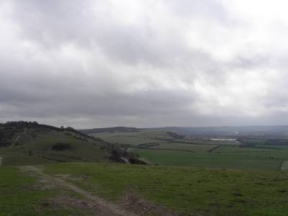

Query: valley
[1,122,288,215]
[84,126,288,171]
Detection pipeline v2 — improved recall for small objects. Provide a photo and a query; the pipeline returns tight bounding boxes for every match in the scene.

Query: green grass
[219,146,288,164]
[93,130,169,146]
[249,144,288,150]
[24,131,109,161]
[0,130,111,166]
[0,166,107,215]
[130,145,287,170]
[281,161,288,171]
[245,138,267,144]
[44,162,288,216]
[0,166,55,215]
[1,161,288,215]
[148,143,219,152]
[96,134,156,145]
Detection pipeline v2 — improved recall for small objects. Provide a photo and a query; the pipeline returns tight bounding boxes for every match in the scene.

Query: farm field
[175,139,239,145]
[88,129,288,171]
[93,130,169,146]
[130,144,288,170]
[97,134,156,146]
[130,148,283,170]
[147,143,219,152]
[93,130,239,146]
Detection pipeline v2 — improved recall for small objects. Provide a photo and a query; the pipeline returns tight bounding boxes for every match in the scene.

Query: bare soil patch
[120,192,179,216]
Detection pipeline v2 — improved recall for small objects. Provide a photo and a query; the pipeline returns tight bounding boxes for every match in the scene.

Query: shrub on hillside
[52,143,72,151]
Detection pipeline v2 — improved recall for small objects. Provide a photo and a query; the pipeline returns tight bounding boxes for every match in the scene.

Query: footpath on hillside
[280,160,288,171]
[22,166,137,216]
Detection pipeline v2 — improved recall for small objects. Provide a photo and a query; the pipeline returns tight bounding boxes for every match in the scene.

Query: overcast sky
[1,0,288,128]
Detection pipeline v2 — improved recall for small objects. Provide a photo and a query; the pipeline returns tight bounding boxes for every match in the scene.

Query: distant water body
[210,138,238,141]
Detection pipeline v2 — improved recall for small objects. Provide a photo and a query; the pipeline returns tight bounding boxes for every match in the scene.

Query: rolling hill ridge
[0,121,141,166]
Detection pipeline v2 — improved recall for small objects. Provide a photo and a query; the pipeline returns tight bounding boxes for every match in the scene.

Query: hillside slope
[0,121,131,166]
[2,163,288,215]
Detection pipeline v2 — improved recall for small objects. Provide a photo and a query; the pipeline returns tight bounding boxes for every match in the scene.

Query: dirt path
[120,157,131,164]
[280,160,288,171]
[22,166,137,216]
[11,135,21,147]
[11,128,27,147]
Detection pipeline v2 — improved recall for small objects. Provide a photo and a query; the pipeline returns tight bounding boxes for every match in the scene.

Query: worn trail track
[22,166,137,216]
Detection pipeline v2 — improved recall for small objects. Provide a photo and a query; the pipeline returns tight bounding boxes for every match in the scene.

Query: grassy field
[1,162,288,215]
[96,134,156,146]
[174,139,239,145]
[93,130,239,146]
[281,160,288,171]
[93,130,169,146]
[42,162,288,216]
[148,143,219,152]
[0,166,87,215]
[130,145,288,170]
[90,129,288,171]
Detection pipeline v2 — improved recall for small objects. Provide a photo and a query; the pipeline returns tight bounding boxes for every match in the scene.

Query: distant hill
[159,126,288,138]
[80,126,141,134]
[81,125,288,139]
[0,121,142,166]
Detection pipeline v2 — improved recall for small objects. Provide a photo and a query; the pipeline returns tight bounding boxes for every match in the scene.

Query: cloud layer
[1,0,288,128]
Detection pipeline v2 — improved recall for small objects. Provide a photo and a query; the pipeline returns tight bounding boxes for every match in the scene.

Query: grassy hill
[81,126,141,134]
[0,121,138,166]
[1,123,288,215]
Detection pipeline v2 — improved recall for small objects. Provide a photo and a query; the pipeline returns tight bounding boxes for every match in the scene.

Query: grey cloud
[1,0,288,128]
[230,56,271,69]
[168,0,229,23]
[2,89,195,117]
[12,0,95,47]
[12,0,216,68]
